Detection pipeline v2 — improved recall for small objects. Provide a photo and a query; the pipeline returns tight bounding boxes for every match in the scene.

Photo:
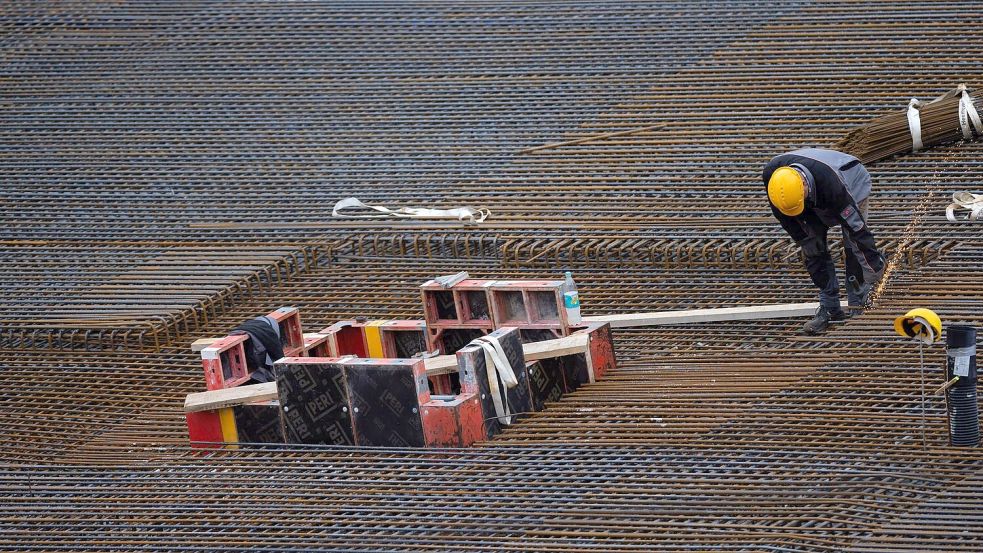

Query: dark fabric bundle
[230,316,284,383]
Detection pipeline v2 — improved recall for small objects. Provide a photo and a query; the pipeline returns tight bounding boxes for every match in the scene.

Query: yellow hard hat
[894,308,942,344]
[768,166,806,216]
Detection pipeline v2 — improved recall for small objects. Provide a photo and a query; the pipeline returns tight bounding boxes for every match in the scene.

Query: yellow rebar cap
[894,308,942,344]
[767,166,806,216]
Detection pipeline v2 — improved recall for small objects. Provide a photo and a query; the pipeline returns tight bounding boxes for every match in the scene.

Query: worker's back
[777,147,871,204]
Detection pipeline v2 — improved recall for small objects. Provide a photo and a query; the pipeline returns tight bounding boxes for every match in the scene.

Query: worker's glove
[796,237,827,258]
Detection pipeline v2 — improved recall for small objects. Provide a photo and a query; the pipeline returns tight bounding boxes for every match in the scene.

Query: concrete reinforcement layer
[2,1,983,551]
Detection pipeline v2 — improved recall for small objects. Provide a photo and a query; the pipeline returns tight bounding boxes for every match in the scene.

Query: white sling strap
[905,84,982,152]
[946,191,983,222]
[332,197,490,224]
[957,84,983,140]
[906,99,924,152]
[470,335,519,425]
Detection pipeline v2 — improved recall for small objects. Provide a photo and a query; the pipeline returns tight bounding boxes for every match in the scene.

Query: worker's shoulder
[763,147,859,180]
[785,147,860,165]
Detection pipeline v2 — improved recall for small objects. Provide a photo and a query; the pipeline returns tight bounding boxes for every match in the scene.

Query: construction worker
[764,148,886,334]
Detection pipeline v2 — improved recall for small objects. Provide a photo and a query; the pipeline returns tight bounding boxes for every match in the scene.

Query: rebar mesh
[2,1,983,551]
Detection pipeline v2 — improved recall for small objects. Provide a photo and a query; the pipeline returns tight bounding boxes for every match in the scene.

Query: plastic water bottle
[562,271,582,325]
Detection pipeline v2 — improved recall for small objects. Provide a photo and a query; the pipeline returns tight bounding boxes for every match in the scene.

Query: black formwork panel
[526,360,565,411]
[274,362,355,446]
[233,403,285,444]
[456,327,533,437]
[345,360,427,448]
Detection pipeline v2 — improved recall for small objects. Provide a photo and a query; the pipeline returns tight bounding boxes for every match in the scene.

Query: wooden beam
[583,301,849,329]
[191,337,217,352]
[423,354,459,376]
[522,333,589,361]
[184,382,278,413]
[422,333,589,376]
[194,333,327,353]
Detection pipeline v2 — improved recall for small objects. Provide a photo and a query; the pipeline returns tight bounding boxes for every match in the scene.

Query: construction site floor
[2,1,983,551]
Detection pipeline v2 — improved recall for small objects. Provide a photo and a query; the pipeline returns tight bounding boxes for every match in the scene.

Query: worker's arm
[816,171,876,248]
[769,205,809,243]
[817,170,885,277]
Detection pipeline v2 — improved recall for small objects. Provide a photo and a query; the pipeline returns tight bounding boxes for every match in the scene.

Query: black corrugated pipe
[946,325,979,447]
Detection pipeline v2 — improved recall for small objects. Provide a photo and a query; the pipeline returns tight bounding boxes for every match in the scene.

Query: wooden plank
[583,301,849,329]
[192,301,841,351]
[195,333,330,353]
[191,337,218,352]
[424,333,588,376]
[423,354,459,375]
[523,333,589,361]
[184,382,278,413]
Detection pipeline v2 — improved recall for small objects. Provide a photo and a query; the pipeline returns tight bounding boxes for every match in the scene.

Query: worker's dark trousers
[803,199,876,310]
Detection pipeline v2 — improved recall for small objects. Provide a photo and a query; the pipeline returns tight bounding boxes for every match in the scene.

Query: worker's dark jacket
[763,148,884,308]
[762,148,872,242]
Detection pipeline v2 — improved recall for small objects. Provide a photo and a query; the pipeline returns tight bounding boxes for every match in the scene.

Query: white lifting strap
[957,84,983,140]
[907,98,924,151]
[946,191,983,222]
[332,197,490,224]
[470,335,519,425]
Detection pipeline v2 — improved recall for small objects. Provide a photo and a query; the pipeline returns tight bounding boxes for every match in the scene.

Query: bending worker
[763,148,886,334]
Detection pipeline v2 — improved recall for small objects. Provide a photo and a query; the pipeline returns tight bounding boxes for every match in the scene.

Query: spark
[866,152,954,307]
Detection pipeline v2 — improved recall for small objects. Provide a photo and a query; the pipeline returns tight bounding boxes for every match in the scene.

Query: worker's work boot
[802,305,848,335]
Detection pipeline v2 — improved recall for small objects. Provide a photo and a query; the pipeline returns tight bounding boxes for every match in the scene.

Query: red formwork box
[185,399,282,449]
[421,392,485,447]
[318,321,368,357]
[488,280,570,338]
[379,320,429,358]
[302,333,331,357]
[275,354,487,449]
[185,410,224,448]
[264,306,305,357]
[454,327,534,439]
[421,278,496,328]
[421,279,495,355]
[201,334,250,390]
[379,320,453,394]
[421,342,488,447]
[566,321,617,385]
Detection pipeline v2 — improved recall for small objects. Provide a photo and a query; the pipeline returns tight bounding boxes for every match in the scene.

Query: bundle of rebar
[834,85,983,164]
